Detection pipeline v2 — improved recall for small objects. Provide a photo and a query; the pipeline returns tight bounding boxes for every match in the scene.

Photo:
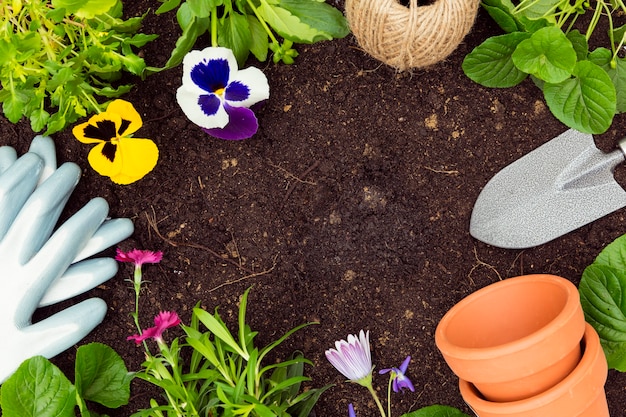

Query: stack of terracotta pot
[435,274,610,417]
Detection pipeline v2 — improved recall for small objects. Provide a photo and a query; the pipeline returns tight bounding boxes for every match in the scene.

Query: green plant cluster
[0,0,157,135]
[0,343,132,417]
[132,288,330,417]
[579,233,626,371]
[149,0,350,72]
[463,0,626,134]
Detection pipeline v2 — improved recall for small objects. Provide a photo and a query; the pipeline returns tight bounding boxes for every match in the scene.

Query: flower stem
[366,384,387,417]
[211,8,218,47]
[386,375,393,417]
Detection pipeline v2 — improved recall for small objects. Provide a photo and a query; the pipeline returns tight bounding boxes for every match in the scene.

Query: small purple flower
[348,403,357,417]
[177,47,269,140]
[379,355,415,393]
[326,330,372,384]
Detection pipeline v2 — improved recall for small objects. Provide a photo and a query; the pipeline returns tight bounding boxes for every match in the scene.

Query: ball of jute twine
[345,0,480,70]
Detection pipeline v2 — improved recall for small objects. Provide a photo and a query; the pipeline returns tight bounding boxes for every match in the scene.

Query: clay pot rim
[435,274,583,360]
[459,323,608,413]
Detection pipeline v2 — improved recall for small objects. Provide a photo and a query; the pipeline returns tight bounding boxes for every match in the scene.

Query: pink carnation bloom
[128,311,181,345]
[116,248,163,266]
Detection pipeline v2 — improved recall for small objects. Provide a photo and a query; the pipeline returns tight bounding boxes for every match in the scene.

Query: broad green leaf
[589,48,626,113]
[593,233,626,271]
[277,0,350,39]
[2,90,28,123]
[257,2,330,44]
[30,108,50,132]
[400,405,471,417]
[187,0,221,18]
[462,32,530,88]
[579,264,626,370]
[482,3,520,33]
[567,30,588,61]
[218,11,252,66]
[513,0,557,21]
[512,26,576,83]
[247,15,269,62]
[75,343,132,408]
[0,356,76,417]
[543,60,616,134]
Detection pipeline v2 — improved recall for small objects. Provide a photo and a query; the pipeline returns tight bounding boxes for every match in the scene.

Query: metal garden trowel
[470,129,626,249]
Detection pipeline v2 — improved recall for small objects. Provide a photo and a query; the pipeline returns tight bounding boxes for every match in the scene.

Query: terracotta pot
[459,323,609,417]
[435,274,585,402]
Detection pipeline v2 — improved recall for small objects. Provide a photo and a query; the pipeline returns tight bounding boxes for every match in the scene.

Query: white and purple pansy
[176,47,269,140]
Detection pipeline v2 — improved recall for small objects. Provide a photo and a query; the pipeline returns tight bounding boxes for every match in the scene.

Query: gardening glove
[0,135,134,383]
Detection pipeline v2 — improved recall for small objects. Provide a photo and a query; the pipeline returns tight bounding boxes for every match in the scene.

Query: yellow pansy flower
[73,100,158,185]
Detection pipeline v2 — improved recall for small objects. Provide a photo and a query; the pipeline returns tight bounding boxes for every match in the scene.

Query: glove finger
[0,145,17,174]
[0,153,44,242]
[39,258,118,307]
[0,298,107,383]
[2,162,80,265]
[73,218,134,263]
[28,135,57,184]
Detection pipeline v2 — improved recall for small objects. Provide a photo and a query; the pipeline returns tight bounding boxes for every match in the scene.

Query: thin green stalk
[211,7,218,47]
[366,384,387,417]
[246,0,279,44]
[386,375,393,417]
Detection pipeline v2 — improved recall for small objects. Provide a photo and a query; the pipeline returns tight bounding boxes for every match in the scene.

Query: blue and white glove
[0,136,133,382]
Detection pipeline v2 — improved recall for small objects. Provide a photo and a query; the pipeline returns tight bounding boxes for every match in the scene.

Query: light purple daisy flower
[326,330,373,384]
[176,47,269,140]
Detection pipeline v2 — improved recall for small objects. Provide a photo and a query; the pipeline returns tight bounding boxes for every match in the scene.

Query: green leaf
[2,90,28,123]
[75,343,132,408]
[579,264,626,371]
[156,0,182,14]
[543,60,616,134]
[194,307,249,360]
[277,0,350,40]
[187,0,220,18]
[30,108,50,132]
[593,233,626,271]
[567,30,588,61]
[514,0,558,21]
[482,3,520,33]
[512,26,577,83]
[257,1,330,44]
[218,11,252,66]
[0,356,76,417]
[52,0,117,19]
[589,48,626,114]
[400,405,471,417]
[247,15,269,62]
[462,32,530,88]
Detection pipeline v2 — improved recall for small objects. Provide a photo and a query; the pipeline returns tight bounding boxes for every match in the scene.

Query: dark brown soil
[3,2,626,416]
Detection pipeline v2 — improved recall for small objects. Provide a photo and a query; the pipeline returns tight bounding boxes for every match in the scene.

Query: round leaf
[512,26,576,83]
[580,264,626,371]
[543,60,616,134]
[462,32,530,88]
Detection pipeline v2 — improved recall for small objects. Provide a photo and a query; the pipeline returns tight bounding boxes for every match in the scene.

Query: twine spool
[345,0,480,70]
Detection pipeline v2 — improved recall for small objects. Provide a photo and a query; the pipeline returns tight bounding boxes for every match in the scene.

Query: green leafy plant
[129,287,330,416]
[0,0,157,134]
[463,0,626,134]
[148,0,350,72]
[0,343,132,417]
[579,233,626,371]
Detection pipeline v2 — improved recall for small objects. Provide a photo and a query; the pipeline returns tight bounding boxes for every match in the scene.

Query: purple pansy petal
[181,47,237,88]
[348,404,356,417]
[400,356,411,373]
[397,374,415,392]
[198,94,222,117]
[226,66,269,108]
[177,86,229,129]
[224,81,250,102]
[190,58,230,93]
[203,104,258,140]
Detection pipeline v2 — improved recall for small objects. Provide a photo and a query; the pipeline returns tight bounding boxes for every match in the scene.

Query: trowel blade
[470,129,626,249]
